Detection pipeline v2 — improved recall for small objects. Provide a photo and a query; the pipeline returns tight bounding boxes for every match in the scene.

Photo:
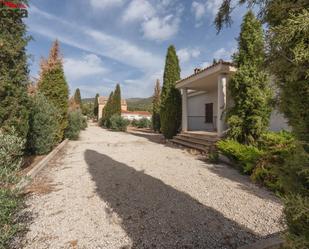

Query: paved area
[22,123,284,249]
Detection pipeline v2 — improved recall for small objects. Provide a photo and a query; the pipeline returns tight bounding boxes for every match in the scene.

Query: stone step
[171,138,208,152]
[181,132,219,142]
[177,134,218,145]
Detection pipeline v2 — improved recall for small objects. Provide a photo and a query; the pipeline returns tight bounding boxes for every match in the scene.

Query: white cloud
[200,61,211,68]
[64,54,108,81]
[205,0,222,17]
[177,48,201,63]
[142,14,180,41]
[191,1,206,21]
[89,0,125,9]
[213,47,236,61]
[122,0,155,22]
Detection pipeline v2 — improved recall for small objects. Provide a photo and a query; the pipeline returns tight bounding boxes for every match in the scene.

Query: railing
[187,116,217,131]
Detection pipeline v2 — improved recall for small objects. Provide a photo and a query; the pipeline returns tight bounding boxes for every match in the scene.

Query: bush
[131,118,151,128]
[0,129,25,185]
[110,114,129,132]
[0,189,23,249]
[65,110,86,140]
[27,94,60,155]
[217,139,264,174]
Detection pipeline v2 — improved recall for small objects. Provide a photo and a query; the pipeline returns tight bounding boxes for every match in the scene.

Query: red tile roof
[177,60,234,85]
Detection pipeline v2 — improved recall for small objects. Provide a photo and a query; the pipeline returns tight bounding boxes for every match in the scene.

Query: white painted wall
[121,113,151,121]
[269,109,290,132]
[187,91,217,131]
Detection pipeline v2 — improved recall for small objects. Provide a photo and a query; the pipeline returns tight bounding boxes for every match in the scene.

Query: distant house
[121,111,152,121]
[176,60,289,137]
[98,96,128,119]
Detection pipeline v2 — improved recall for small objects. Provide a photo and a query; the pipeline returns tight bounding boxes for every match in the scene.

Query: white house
[176,60,289,137]
[121,111,152,121]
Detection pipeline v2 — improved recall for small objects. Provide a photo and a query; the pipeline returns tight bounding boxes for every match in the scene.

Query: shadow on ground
[85,149,262,249]
[127,129,166,144]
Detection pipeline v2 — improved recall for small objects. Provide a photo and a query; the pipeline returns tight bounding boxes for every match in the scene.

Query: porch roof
[176,60,236,91]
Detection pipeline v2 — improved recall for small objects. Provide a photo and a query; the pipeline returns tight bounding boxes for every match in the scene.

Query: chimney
[194,68,201,74]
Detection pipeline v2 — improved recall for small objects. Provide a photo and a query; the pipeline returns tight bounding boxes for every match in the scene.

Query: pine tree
[227,11,272,144]
[113,84,121,116]
[0,0,30,140]
[94,93,99,119]
[74,88,82,108]
[38,40,69,142]
[152,79,161,132]
[160,45,182,139]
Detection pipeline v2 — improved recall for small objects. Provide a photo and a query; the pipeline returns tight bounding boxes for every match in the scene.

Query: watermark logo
[0,1,28,17]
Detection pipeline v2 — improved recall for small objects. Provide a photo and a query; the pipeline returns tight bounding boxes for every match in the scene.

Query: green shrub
[0,189,23,249]
[0,129,25,185]
[27,94,60,155]
[65,110,85,140]
[81,115,88,130]
[110,114,129,132]
[131,118,151,128]
[217,139,264,174]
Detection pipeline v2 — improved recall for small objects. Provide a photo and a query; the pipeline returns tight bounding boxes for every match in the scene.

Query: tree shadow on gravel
[85,150,263,249]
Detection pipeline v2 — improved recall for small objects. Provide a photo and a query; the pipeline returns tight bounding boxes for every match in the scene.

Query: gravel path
[22,123,284,249]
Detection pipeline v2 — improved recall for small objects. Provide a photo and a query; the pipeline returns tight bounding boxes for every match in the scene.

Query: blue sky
[26,0,247,98]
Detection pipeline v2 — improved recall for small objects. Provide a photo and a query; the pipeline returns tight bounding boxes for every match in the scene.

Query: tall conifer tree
[74,88,82,108]
[94,93,99,119]
[160,45,182,139]
[0,0,30,139]
[113,84,121,116]
[38,40,69,142]
[152,79,161,132]
[227,11,271,144]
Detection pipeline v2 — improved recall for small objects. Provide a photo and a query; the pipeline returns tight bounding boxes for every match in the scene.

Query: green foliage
[0,129,25,185]
[74,88,82,108]
[81,101,94,119]
[0,0,30,140]
[131,118,151,128]
[227,11,272,144]
[27,94,60,155]
[152,80,161,132]
[112,84,121,116]
[101,91,114,128]
[65,110,86,140]
[269,9,309,145]
[217,139,264,174]
[109,114,129,132]
[127,97,153,112]
[160,45,182,139]
[0,188,23,249]
[38,40,69,142]
[161,88,182,139]
[93,93,99,119]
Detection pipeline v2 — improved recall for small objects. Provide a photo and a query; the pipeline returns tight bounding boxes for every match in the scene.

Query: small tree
[227,11,272,144]
[101,91,114,127]
[27,93,60,155]
[152,79,161,132]
[160,45,182,139]
[38,40,69,142]
[74,88,82,108]
[94,93,99,119]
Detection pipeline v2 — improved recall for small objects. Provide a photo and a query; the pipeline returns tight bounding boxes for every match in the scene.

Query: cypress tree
[152,79,161,132]
[113,84,121,116]
[0,0,30,139]
[74,88,82,108]
[94,93,99,119]
[102,91,113,127]
[160,45,182,139]
[227,11,272,144]
[38,40,69,142]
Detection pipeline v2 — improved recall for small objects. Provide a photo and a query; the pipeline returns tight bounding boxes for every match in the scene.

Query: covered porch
[176,61,236,137]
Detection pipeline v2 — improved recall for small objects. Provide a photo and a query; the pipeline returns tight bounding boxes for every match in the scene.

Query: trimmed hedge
[65,110,87,140]
[110,114,129,132]
[131,118,151,128]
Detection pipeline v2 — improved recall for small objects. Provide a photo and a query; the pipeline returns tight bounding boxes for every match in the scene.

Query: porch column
[217,74,227,136]
[182,88,188,132]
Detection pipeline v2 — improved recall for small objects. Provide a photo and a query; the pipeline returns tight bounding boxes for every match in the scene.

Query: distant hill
[126,97,153,112]
[82,97,153,112]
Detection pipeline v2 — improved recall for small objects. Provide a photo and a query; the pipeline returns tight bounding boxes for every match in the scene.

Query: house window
[205,103,213,123]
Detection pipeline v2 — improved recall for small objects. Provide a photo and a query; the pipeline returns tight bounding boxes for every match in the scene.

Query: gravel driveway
[21,123,284,249]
